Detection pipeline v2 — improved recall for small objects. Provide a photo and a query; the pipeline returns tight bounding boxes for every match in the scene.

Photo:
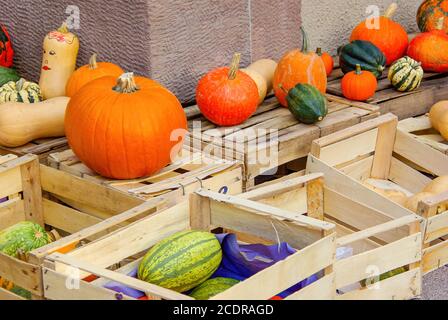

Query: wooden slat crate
[0,154,166,300]
[47,147,243,206]
[184,94,379,189]
[42,190,337,300]
[307,113,448,275]
[0,138,68,165]
[398,115,448,156]
[243,173,423,300]
[327,60,448,120]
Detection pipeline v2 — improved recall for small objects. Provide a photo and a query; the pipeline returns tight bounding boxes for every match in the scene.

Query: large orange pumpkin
[408,17,448,72]
[350,3,408,65]
[196,53,259,126]
[66,53,124,97]
[273,27,327,107]
[417,0,448,33]
[65,73,187,179]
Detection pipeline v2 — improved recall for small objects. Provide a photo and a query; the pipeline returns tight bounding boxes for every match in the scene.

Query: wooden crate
[307,113,448,275]
[243,173,423,300]
[184,94,379,189]
[0,137,68,165]
[0,153,168,300]
[42,190,337,300]
[398,115,448,156]
[327,60,448,120]
[48,147,243,205]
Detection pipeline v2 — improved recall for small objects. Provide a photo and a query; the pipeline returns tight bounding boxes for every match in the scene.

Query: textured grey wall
[1,0,301,103]
[301,0,421,55]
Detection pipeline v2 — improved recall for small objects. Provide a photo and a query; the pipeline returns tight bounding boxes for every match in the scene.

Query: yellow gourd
[424,176,448,195]
[39,23,79,100]
[405,192,435,213]
[0,97,69,147]
[246,59,278,93]
[429,101,448,140]
[241,68,267,104]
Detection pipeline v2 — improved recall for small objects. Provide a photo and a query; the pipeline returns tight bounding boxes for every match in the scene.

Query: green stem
[300,27,309,53]
[316,48,322,56]
[355,64,362,75]
[58,22,69,33]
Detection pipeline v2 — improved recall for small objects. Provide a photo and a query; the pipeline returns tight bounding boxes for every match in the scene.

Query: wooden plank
[0,286,26,300]
[423,239,448,274]
[388,157,432,194]
[336,268,421,300]
[211,234,336,300]
[335,233,422,289]
[0,165,22,199]
[307,177,324,220]
[284,273,335,300]
[371,117,398,179]
[189,193,211,231]
[339,155,374,181]
[20,158,44,226]
[0,198,25,231]
[0,253,42,296]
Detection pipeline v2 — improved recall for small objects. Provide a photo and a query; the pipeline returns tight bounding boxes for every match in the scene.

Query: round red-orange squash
[273,27,327,107]
[417,0,448,33]
[341,64,378,101]
[408,17,448,72]
[196,53,259,126]
[316,48,334,76]
[65,73,187,179]
[350,3,408,65]
[65,53,123,97]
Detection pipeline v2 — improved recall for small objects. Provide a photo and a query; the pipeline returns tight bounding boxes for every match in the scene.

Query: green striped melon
[0,221,51,258]
[190,277,240,300]
[137,230,222,293]
[388,56,424,92]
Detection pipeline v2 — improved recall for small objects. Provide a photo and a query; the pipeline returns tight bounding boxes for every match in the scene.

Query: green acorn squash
[339,40,387,79]
[0,66,19,87]
[284,83,328,124]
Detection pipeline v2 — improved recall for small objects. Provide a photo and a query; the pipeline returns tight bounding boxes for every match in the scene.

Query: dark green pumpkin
[339,40,387,79]
[285,84,328,124]
[0,66,19,87]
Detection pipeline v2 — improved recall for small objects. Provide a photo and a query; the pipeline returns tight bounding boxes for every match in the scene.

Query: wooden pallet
[327,61,448,120]
[308,114,448,275]
[184,94,379,189]
[0,154,155,300]
[42,190,336,300]
[0,138,68,165]
[398,115,448,156]
[47,148,243,205]
[244,173,423,300]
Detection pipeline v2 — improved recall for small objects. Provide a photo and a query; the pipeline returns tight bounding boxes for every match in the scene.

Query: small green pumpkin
[388,56,424,92]
[339,40,387,79]
[283,83,328,124]
[0,78,42,104]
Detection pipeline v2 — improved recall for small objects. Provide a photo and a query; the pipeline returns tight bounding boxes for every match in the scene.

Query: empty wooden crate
[307,113,448,275]
[243,173,424,300]
[42,190,337,300]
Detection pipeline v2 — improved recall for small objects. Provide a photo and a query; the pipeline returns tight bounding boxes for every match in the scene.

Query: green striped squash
[285,83,328,124]
[190,277,240,300]
[0,78,42,104]
[388,56,424,92]
[0,221,52,258]
[138,230,222,293]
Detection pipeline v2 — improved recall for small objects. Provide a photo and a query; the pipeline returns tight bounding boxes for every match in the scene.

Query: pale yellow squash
[0,97,69,147]
[424,176,448,195]
[246,59,278,93]
[39,23,79,99]
[429,101,448,140]
[241,68,267,104]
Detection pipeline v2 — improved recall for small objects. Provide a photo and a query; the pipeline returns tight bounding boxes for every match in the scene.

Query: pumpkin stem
[113,73,140,93]
[16,78,25,91]
[58,22,69,34]
[436,17,445,31]
[316,48,322,56]
[300,27,309,53]
[89,53,98,70]
[355,64,362,75]
[228,53,241,80]
[384,3,397,18]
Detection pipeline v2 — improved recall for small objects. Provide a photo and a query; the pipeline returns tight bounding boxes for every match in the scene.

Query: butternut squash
[429,101,448,140]
[241,68,267,104]
[0,97,69,147]
[423,176,448,195]
[246,59,277,93]
[39,23,79,100]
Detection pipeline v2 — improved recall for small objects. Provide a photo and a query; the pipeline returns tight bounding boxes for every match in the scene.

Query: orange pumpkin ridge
[316,47,334,76]
[273,27,327,107]
[350,3,408,65]
[341,64,378,101]
[65,73,187,180]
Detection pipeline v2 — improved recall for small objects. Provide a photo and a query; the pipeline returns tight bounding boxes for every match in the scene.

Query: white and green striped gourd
[0,78,43,103]
[388,56,424,92]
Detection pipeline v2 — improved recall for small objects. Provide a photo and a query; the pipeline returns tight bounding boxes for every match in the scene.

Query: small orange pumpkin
[316,48,334,76]
[408,18,448,73]
[196,53,259,126]
[273,27,327,107]
[350,3,408,65]
[66,53,124,97]
[65,72,187,179]
[341,64,377,101]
